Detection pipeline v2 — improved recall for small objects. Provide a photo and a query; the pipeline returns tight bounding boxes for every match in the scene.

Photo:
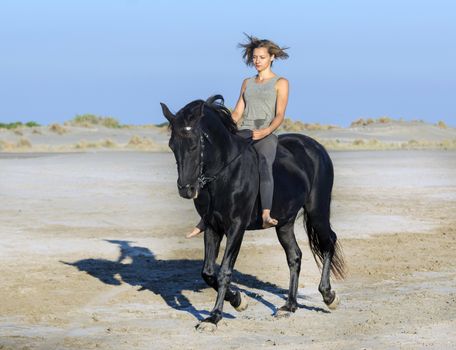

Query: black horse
[160,96,345,331]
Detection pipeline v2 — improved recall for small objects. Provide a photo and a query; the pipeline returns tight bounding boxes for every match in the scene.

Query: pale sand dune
[0,150,455,349]
[1,120,455,152]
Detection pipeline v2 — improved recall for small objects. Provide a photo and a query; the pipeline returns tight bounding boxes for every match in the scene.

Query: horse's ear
[160,103,176,123]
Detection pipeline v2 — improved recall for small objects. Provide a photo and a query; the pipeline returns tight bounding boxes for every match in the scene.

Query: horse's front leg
[197,222,245,332]
[201,226,243,306]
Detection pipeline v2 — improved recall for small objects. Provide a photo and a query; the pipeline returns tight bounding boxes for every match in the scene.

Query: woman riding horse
[187,34,290,237]
[160,35,345,332]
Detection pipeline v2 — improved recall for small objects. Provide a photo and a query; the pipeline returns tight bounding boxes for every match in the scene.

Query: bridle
[197,129,245,189]
[197,130,214,188]
[176,99,246,191]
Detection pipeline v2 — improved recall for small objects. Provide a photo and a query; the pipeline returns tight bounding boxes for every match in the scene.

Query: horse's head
[160,100,205,199]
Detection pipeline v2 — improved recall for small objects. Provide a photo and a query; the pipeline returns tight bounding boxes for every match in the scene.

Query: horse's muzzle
[178,183,199,199]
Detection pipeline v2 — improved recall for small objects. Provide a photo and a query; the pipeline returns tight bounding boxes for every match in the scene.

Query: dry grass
[49,123,67,135]
[0,138,32,151]
[127,135,158,149]
[378,116,392,123]
[0,140,14,151]
[74,139,118,149]
[316,138,456,151]
[68,114,122,128]
[350,117,393,127]
[279,118,338,132]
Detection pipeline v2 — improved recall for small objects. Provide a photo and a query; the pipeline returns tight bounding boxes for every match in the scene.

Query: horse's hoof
[234,292,249,312]
[195,321,217,333]
[327,292,340,310]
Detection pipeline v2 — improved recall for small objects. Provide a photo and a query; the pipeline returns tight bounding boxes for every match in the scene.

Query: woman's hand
[252,128,271,140]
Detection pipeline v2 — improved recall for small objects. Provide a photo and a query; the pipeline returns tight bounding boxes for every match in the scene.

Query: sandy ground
[0,150,455,349]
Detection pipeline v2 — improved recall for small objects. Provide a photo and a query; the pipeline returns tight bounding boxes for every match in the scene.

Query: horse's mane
[204,95,238,134]
[173,96,238,135]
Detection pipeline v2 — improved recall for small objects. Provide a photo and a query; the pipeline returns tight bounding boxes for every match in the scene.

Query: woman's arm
[252,77,289,140]
[231,78,248,123]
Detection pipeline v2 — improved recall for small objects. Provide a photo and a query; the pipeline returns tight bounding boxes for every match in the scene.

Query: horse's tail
[302,142,346,280]
[303,209,346,280]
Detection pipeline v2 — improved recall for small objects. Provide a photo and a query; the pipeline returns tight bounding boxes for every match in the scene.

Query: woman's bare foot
[186,227,203,239]
[262,209,278,228]
[262,216,278,229]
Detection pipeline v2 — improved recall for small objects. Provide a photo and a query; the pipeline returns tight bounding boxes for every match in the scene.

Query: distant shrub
[49,123,67,135]
[0,121,40,129]
[14,129,23,136]
[155,122,169,128]
[70,114,122,128]
[0,122,23,129]
[437,120,447,129]
[25,121,40,127]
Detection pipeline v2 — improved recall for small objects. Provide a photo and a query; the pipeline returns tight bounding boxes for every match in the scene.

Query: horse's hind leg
[275,217,302,315]
[305,209,341,309]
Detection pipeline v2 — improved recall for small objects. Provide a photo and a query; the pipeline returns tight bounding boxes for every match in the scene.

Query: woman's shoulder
[240,76,255,90]
[275,76,289,89]
[242,76,256,83]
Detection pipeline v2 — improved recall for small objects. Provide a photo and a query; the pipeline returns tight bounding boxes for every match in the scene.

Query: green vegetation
[0,121,40,129]
[155,121,169,128]
[26,121,40,127]
[68,114,123,128]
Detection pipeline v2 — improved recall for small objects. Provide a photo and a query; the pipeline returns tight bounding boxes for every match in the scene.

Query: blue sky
[0,0,455,126]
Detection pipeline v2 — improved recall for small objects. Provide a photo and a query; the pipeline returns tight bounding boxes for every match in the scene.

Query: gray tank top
[240,76,280,130]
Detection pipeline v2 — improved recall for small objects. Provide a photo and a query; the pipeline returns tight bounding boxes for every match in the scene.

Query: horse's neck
[203,123,245,166]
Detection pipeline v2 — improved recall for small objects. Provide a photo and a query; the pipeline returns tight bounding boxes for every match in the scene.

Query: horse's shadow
[63,239,328,320]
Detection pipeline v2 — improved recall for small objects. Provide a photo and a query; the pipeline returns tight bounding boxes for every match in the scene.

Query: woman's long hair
[238,33,289,66]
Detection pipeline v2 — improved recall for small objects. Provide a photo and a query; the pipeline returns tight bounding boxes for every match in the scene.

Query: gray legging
[196,130,278,231]
[252,133,278,210]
